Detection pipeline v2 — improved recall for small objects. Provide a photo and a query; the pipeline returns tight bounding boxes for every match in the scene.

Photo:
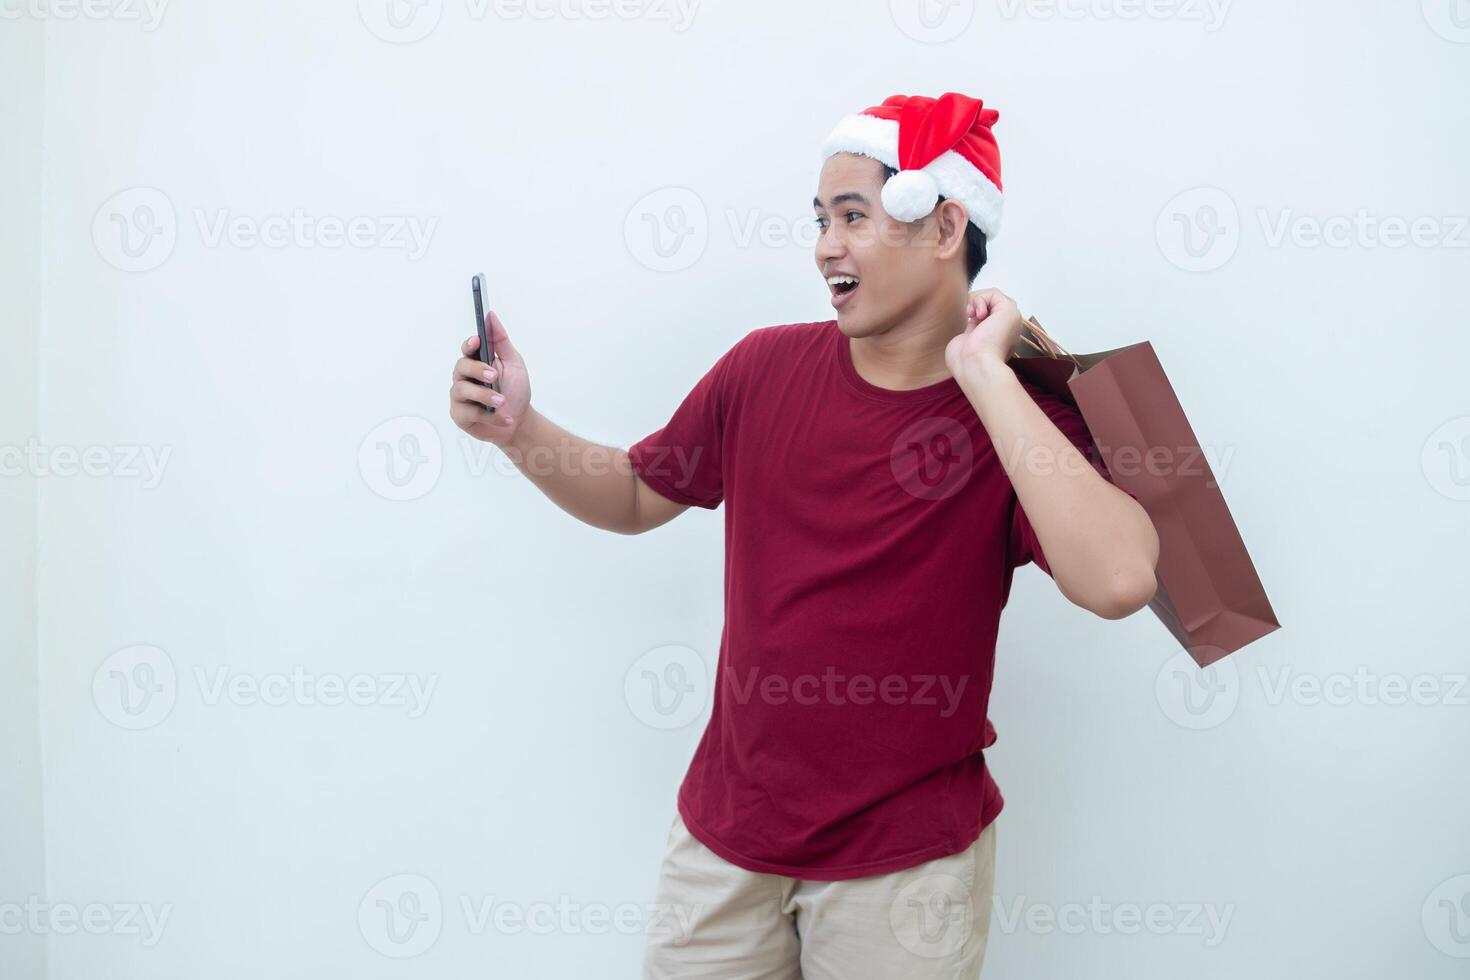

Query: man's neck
[847,290,969,391]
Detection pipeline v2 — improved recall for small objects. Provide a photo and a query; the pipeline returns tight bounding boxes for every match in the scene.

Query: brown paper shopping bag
[1008,318,1280,667]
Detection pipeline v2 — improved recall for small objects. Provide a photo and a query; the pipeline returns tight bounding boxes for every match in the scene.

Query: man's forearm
[501,405,641,534]
[957,359,1159,618]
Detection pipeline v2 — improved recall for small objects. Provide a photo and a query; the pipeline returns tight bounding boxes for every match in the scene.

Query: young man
[449,92,1159,979]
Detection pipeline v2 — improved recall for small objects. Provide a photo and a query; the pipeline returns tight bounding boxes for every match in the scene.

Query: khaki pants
[642,812,997,979]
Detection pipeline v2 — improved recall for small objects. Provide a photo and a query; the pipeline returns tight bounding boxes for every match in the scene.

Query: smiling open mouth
[827,274,860,308]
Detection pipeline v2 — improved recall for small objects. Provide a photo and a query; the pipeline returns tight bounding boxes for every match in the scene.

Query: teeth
[827,275,859,287]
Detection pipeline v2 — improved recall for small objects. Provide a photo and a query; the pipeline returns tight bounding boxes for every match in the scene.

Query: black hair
[880,163,988,285]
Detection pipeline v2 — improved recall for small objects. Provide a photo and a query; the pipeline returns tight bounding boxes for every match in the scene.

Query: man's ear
[933,198,969,264]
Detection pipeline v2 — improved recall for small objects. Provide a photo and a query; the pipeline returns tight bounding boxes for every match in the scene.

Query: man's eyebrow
[812,191,871,210]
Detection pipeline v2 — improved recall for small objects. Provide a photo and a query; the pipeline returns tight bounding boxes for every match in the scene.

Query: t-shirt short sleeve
[1006,382,1135,576]
[627,340,739,510]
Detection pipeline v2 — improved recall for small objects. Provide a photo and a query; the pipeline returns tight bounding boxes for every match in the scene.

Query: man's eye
[814,216,828,229]
[845,211,864,222]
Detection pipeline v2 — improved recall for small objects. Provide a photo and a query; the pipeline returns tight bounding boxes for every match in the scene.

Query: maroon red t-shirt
[628,319,1118,881]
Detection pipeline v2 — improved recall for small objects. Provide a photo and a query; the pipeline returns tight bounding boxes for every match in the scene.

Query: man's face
[813,152,952,336]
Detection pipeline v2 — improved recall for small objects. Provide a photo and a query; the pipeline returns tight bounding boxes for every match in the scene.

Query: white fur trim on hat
[819,112,1004,240]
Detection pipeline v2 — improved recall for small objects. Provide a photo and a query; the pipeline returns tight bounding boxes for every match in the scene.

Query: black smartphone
[471,274,501,412]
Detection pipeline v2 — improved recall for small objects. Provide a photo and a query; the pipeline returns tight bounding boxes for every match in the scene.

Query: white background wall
[4,1,1468,977]
[1,11,48,980]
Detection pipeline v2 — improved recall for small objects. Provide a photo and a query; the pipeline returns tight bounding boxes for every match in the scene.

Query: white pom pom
[881,168,939,222]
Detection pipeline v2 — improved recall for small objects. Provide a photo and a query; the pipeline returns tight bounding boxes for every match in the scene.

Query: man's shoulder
[728,319,835,360]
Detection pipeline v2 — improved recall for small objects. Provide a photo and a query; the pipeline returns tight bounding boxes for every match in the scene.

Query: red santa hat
[819,92,1004,240]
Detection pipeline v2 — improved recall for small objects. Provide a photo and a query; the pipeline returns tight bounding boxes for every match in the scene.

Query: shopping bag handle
[1017,316,1083,370]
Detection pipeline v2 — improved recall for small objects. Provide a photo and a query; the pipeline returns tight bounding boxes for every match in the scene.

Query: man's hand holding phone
[451,307,532,446]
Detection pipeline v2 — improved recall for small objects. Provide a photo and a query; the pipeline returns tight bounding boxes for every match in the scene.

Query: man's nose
[815,226,845,264]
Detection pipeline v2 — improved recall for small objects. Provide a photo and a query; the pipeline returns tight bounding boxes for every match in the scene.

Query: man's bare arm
[952,289,1158,619]
[500,406,690,535]
[449,315,689,535]
[958,361,1158,618]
